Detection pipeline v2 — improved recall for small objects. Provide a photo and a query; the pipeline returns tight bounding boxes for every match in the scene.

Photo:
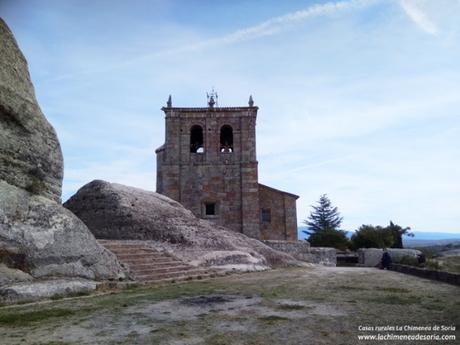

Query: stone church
[156,93,298,241]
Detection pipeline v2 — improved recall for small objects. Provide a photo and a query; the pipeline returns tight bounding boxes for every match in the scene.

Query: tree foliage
[307,227,350,251]
[304,195,349,250]
[305,194,343,233]
[387,221,413,249]
[350,225,394,250]
[350,221,413,250]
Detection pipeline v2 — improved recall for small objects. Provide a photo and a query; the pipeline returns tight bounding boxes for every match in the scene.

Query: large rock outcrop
[64,180,300,271]
[0,18,62,203]
[0,181,125,280]
[0,19,125,286]
[0,279,97,304]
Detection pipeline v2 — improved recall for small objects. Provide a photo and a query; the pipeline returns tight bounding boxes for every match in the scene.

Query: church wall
[283,194,298,241]
[179,163,243,233]
[157,107,259,237]
[259,184,298,240]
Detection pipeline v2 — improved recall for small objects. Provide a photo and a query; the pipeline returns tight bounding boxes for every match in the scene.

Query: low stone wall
[336,252,358,266]
[262,240,336,266]
[387,248,422,260]
[390,264,460,287]
[262,240,310,258]
[307,248,337,266]
[357,248,422,267]
[357,248,382,267]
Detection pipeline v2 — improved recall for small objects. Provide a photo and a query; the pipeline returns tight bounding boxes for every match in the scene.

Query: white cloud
[400,0,438,34]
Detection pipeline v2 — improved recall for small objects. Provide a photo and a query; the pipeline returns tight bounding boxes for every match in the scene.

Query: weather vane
[206,88,218,108]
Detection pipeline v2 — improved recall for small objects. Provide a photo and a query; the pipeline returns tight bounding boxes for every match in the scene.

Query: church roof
[259,183,299,199]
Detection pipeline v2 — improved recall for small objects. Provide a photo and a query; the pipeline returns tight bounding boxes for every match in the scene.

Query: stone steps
[118,261,186,269]
[134,265,193,275]
[113,255,176,263]
[98,240,217,283]
[135,268,213,281]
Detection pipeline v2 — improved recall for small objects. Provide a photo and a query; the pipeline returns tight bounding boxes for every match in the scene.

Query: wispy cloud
[190,0,379,47]
[51,0,380,81]
[400,0,438,34]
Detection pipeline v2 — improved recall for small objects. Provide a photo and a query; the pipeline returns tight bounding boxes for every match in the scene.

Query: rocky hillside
[65,180,300,271]
[0,18,125,288]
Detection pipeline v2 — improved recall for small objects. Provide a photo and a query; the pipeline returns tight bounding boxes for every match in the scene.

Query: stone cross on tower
[248,95,254,107]
[206,89,218,108]
[166,95,172,108]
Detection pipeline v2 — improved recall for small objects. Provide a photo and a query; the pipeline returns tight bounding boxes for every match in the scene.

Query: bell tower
[156,94,260,238]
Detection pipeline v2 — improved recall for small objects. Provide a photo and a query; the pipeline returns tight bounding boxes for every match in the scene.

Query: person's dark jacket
[381,252,392,269]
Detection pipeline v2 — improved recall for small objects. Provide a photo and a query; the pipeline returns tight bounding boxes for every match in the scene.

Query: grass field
[0,267,458,345]
[436,256,460,274]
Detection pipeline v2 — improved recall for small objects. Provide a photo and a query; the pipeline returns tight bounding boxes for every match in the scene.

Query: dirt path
[0,266,458,345]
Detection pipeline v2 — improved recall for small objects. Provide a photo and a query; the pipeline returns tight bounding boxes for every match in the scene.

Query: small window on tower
[261,209,271,223]
[205,203,216,216]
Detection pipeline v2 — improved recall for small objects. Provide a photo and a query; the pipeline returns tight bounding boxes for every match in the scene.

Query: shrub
[308,227,350,251]
[425,260,441,271]
[350,225,394,250]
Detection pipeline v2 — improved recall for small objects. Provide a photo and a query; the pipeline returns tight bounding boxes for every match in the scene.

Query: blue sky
[2,0,459,233]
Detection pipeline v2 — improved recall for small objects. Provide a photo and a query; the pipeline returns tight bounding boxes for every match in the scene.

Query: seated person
[381,249,392,269]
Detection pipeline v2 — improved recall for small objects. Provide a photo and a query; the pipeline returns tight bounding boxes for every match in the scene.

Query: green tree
[387,221,413,248]
[305,194,343,232]
[350,225,394,250]
[307,226,350,251]
[304,195,349,250]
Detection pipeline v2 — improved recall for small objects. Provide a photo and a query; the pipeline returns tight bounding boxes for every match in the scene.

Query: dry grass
[0,266,458,345]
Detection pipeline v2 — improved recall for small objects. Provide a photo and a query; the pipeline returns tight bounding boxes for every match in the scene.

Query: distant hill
[297,227,358,240]
[403,238,460,248]
[297,226,460,247]
[402,232,460,247]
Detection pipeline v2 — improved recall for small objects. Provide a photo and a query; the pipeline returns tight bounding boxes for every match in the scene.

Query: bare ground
[0,266,458,345]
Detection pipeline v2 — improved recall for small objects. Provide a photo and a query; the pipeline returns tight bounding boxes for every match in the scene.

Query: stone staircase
[98,240,217,284]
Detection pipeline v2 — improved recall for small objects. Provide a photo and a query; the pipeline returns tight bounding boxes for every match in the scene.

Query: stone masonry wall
[259,184,298,240]
[283,195,298,241]
[156,107,259,238]
[357,248,422,267]
[263,240,336,266]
